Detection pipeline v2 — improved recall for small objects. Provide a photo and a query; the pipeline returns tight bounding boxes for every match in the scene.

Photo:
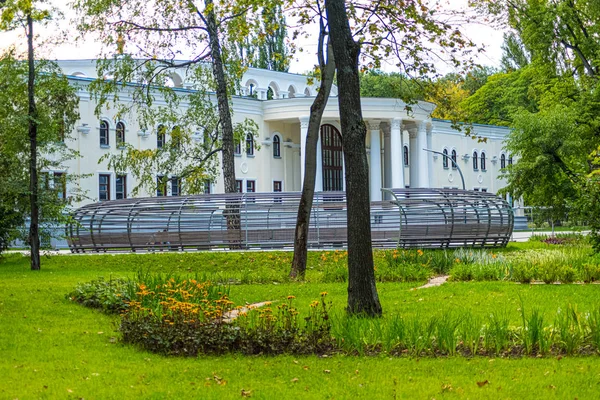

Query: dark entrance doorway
[321,124,343,191]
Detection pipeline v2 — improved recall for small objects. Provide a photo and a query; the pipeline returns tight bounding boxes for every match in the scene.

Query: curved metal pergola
[67,189,513,253]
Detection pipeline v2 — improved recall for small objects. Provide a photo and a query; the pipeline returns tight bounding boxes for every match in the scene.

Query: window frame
[236,179,243,193]
[115,174,127,200]
[157,125,166,149]
[171,176,180,196]
[500,153,506,169]
[99,174,111,201]
[116,121,126,147]
[273,181,282,192]
[472,151,478,171]
[246,133,254,156]
[480,151,487,171]
[156,175,167,197]
[403,145,409,166]
[99,120,110,147]
[54,172,67,199]
[442,148,449,169]
[451,149,457,170]
[273,135,281,158]
[246,180,256,193]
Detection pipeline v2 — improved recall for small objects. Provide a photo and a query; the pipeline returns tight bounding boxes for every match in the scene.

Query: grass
[2,251,600,398]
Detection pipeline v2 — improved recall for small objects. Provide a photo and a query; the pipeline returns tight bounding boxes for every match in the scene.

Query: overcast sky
[0,0,506,75]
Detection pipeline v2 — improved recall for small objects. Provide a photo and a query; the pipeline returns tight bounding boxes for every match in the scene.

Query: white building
[52,60,515,208]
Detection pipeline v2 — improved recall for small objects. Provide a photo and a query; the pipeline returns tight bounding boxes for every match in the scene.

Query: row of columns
[299,117,431,200]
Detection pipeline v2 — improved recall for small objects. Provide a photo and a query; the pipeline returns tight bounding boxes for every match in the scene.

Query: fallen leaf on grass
[477,380,489,387]
[323,370,331,374]
[241,389,252,397]
[291,378,299,383]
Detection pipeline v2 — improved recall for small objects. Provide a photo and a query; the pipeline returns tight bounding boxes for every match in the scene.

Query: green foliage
[359,71,425,101]
[470,0,600,248]
[0,51,82,252]
[67,277,134,313]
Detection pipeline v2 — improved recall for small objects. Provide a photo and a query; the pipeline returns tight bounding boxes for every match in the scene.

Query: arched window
[500,154,506,169]
[267,87,274,100]
[508,155,513,165]
[246,133,254,156]
[451,149,457,169]
[442,148,449,169]
[116,121,125,147]
[157,125,166,148]
[100,120,109,146]
[273,135,281,158]
[473,151,478,170]
[321,124,343,191]
[480,152,486,171]
[403,145,409,166]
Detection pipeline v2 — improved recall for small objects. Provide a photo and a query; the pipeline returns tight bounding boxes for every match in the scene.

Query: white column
[409,130,418,187]
[316,134,323,192]
[299,116,310,185]
[368,121,382,201]
[426,123,434,188]
[417,121,430,188]
[390,118,404,188]
[383,129,391,189]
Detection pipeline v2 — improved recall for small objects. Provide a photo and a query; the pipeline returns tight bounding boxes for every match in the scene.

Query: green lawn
[2,252,600,399]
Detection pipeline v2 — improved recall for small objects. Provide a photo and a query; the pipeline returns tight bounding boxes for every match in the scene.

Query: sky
[0,0,506,75]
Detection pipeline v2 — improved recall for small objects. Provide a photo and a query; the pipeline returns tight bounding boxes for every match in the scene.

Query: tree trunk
[27,14,40,271]
[205,0,241,247]
[290,36,335,279]
[325,0,381,316]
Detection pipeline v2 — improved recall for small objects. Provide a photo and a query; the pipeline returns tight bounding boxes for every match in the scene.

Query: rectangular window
[157,175,166,197]
[481,188,488,193]
[203,180,211,194]
[116,175,127,199]
[234,141,241,155]
[171,177,180,196]
[99,174,110,201]
[236,179,243,193]
[54,172,66,199]
[246,180,256,193]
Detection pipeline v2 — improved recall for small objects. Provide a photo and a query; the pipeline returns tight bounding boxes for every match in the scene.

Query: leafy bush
[67,277,135,313]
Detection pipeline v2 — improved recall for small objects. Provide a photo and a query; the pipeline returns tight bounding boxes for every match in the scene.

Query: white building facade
[52,60,515,208]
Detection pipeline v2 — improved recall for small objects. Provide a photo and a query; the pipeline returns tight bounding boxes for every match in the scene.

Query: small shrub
[511,261,537,283]
[579,263,600,283]
[66,277,134,313]
[384,249,432,282]
[560,266,577,284]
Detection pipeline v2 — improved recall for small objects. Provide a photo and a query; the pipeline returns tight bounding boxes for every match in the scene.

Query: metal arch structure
[67,189,513,253]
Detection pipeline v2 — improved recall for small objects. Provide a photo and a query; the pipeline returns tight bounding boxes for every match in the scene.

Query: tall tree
[0,52,81,259]
[325,0,382,316]
[0,1,60,269]
[290,1,335,279]
[471,0,600,228]
[290,0,477,296]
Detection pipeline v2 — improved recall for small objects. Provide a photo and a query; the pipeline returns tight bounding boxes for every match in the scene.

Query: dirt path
[222,301,273,323]
[415,275,449,289]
